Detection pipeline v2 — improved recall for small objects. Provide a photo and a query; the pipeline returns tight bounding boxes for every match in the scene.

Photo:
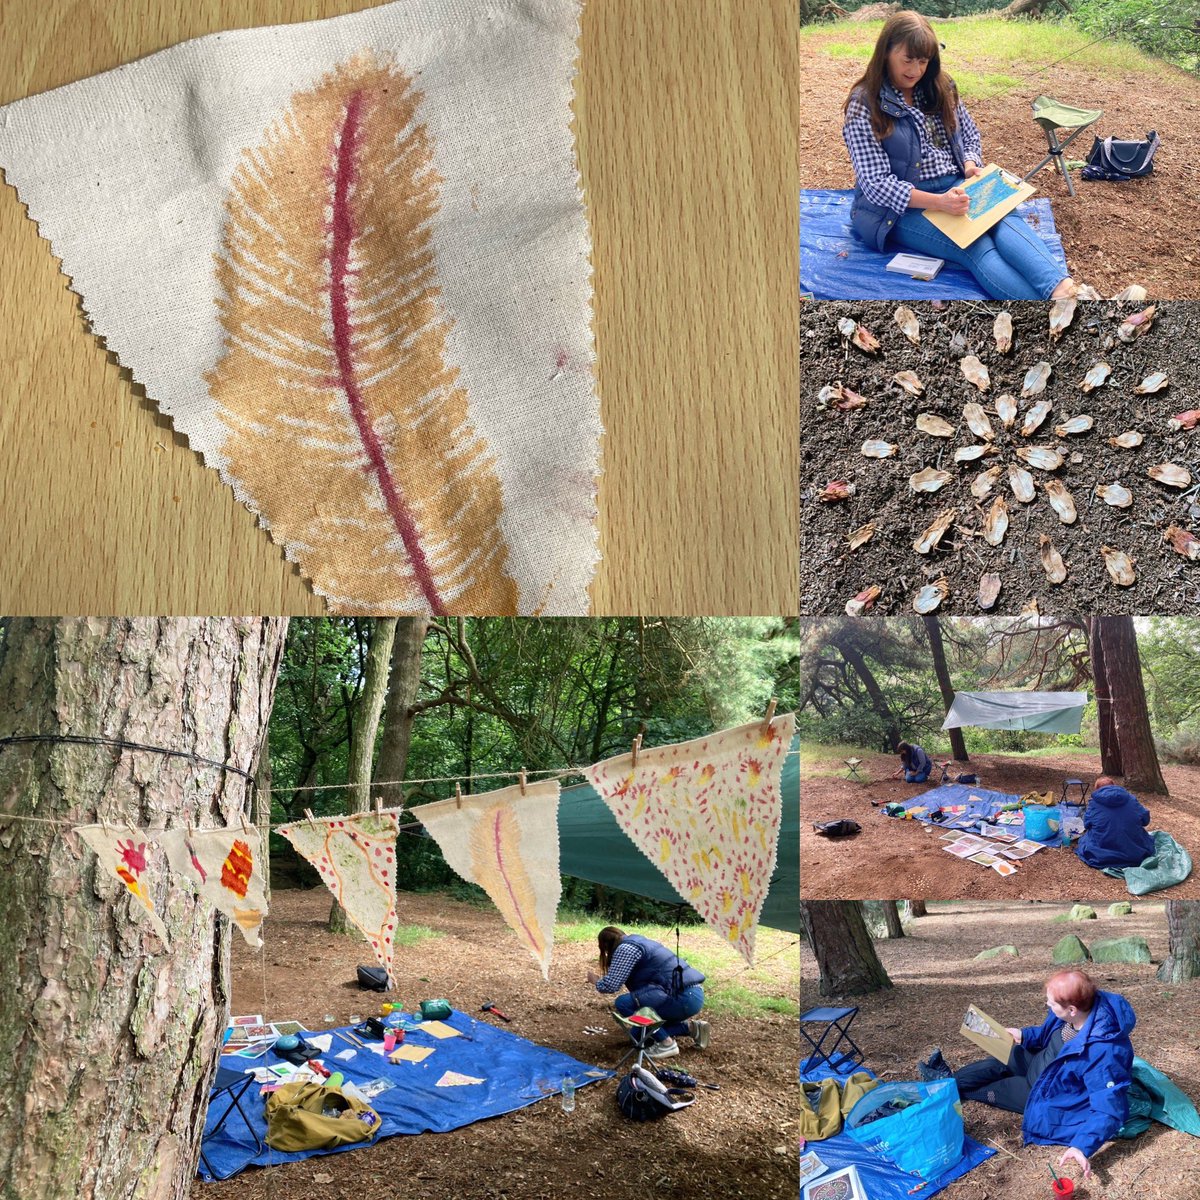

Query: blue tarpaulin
[898,784,1064,844]
[198,1010,612,1181]
[799,188,1066,300]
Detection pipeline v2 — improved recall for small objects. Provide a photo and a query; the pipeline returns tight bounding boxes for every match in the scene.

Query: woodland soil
[800,749,1200,899]
[192,887,799,1200]
[797,30,1200,298]
[799,901,1200,1200]
[800,300,1200,615]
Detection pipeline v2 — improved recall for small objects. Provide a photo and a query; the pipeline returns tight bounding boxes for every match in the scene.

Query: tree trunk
[882,900,905,939]
[1157,901,1200,983]
[0,617,287,1200]
[923,615,968,762]
[253,729,273,903]
[1089,617,1122,777]
[800,901,893,996]
[907,900,927,918]
[374,617,429,808]
[830,633,903,751]
[1097,617,1168,794]
[331,618,398,933]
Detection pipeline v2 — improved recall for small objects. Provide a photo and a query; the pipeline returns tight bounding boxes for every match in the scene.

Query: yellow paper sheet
[419,1020,461,1039]
[389,1044,435,1063]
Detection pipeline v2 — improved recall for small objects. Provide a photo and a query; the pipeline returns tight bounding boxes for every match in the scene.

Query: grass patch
[394,924,441,946]
[823,42,870,60]
[953,71,1025,102]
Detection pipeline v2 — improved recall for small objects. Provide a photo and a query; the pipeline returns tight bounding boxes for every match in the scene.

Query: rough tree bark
[0,618,287,1200]
[829,631,903,751]
[1157,901,1200,983]
[923,615,968,762]
[1096,617,1168,795]
[253,730,273,903]
[882,901,905,939]
[374,618,429,808]
[800,901,893,996]
[907,900,928,918]
[1089,618,1123,778]
[330,619,397,933]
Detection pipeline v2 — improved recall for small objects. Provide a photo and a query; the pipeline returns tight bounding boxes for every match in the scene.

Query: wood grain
[0,0,798,616]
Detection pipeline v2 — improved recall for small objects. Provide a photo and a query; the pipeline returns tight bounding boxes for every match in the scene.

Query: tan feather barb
[207,55,518,615]
[469,803,546,968]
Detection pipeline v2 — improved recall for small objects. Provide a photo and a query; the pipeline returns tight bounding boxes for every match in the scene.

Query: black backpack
[812,819,862,838]
[357,965,389,991]
[1081,131,1160,182]
[615,1066,696,1121]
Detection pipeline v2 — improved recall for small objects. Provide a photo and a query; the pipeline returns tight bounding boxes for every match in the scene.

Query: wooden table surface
[0,0,798,616]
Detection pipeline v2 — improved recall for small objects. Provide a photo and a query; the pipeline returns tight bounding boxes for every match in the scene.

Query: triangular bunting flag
[415,781,561,979]
[435,1070,485,1087]
[587,715,796,965]
[75,825,171,946]
[0,0,598,615]
[159,827,269,947]
[277,811,400,983]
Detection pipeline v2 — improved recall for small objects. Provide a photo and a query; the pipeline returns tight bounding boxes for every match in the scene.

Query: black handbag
[1081,131,1160,182]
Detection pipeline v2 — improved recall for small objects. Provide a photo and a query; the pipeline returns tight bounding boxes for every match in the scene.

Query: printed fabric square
[159,827,269,947]
[0,0,598,615]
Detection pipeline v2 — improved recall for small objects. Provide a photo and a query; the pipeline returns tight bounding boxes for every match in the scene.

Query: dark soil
[800,749,1200,900]
[797,30,1200,299]
[800,901,1200,1200]
[192,887,799,1200]
[800,300,1200,615]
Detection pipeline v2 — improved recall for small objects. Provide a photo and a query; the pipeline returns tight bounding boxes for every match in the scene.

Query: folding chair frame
[800,1005,864,1075]
[1026,120,1096,199]
[199,1068,264,1182]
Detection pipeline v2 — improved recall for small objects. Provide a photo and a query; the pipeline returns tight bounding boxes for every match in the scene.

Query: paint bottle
[560,1077,576,1113]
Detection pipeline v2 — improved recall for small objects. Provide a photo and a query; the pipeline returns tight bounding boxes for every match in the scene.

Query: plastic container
[1024,805,1061,842]
[560,1078,576,1112]
[383,1030,397,1052]
[1052,1178,1074,1198]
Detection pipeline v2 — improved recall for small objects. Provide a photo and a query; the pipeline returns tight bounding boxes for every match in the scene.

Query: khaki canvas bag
[265,1081,382,1151]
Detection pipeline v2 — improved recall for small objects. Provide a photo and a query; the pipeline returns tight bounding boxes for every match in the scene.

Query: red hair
[1046,969,1097,1011]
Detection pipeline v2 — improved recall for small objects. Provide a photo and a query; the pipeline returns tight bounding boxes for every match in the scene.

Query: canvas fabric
[586,714,796,965]
[0,0,597,616]
[158,827,268,947]
[414,780,561,979]
[941,691,1088,733]
[74,825,171,945]
[277,811,400,983]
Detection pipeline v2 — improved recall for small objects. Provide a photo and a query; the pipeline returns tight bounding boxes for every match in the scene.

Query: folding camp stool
[1060,778,1089,805]
[1025,95,1103,198]
[610,1006,668,1073]
[800,1005,863,1075]
[844,757,865,782]
[199,1066,264,1181]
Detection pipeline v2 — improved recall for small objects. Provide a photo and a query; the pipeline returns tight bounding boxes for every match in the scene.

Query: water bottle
[560,1077,576,1112]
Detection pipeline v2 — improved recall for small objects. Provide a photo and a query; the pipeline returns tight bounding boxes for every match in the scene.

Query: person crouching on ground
[1076,776,1156,870]
[586,926,708,1060]
[923,968,1136,1181]
[892,741,932,783]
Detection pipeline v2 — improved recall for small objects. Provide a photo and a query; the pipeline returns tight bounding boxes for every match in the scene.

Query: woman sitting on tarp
[893,741,932,784]
[939,969,1136,1181]
[1076,776,1156,870]
[841,10,1078,301]
[586,926,708,1061]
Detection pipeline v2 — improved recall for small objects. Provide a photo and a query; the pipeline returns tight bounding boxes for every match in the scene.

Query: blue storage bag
[845,1079,965,1180]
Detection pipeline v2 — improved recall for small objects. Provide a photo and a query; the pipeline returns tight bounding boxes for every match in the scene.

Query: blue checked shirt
[594,942,643,993]
[843,83,984,215]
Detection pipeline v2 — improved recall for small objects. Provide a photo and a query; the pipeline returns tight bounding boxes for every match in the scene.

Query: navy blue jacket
[849,87,967,252]
[904,745,932,777]
[621,934,704,998]
[1076,785,1155,869]
[1020,990,1136,1158]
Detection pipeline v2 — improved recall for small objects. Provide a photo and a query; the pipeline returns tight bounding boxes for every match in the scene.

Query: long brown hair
[843,11,958,141]
[598,925,626,974]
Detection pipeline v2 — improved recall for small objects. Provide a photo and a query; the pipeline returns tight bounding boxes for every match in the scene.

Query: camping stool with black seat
[199,1065,264,1181]
[1026,95,1104,198]
[1060,778,1089,805]
[800,1005,864,1075]
[610,1006,668,1073]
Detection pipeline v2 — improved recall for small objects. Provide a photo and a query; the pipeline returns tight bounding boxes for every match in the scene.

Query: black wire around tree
[0,734,255,781]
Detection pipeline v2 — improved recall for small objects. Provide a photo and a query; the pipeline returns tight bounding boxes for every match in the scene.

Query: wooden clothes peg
[519,770,527,796]
[631,733,643,768]
[762,697,778,732]
[455,783,462,810]
[303,808,318,829]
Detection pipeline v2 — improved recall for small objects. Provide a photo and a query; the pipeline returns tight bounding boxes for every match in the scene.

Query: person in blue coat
[586,927,708,1060]
[1076,776,1156,869]
[952,969,1136,1181]
[893,741,932,784]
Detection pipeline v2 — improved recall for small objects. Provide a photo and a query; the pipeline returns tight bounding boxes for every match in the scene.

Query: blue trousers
[893,174,1067,300]
[905,766,931,783]
[615,985,705,1043]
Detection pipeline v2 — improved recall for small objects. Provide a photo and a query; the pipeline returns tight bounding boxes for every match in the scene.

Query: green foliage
[1073,0,1200,72]
[394,924,440,946]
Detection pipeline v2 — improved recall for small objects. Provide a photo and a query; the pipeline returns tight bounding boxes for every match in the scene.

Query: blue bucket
[1024,805,1061,842]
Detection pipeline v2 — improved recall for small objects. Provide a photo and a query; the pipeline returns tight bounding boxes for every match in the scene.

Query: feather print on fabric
[415,781,561,979]
[207,54,518,615]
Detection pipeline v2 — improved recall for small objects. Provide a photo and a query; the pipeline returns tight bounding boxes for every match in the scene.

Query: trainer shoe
[917,1046,953,1081]
[645,1037,680,1060]
[686,1019,711,1049]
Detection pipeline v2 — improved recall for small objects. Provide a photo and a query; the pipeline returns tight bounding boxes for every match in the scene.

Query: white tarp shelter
[941,691,1088,735]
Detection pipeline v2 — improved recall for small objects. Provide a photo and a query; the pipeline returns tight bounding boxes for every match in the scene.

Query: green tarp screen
[557,734,799,934]
[941,691,1088,734]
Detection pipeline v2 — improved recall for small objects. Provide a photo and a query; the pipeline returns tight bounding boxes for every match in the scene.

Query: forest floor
[797,24,1200,298]
[192,887,800,1200]
[800,747,1200,899]
[800,901,1200,1200]
[799,300,1200,616]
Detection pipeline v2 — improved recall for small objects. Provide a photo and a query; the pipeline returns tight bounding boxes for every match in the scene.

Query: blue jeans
[614,985,705,1043]
[905,766,931,783]
[893,174,1067,300]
